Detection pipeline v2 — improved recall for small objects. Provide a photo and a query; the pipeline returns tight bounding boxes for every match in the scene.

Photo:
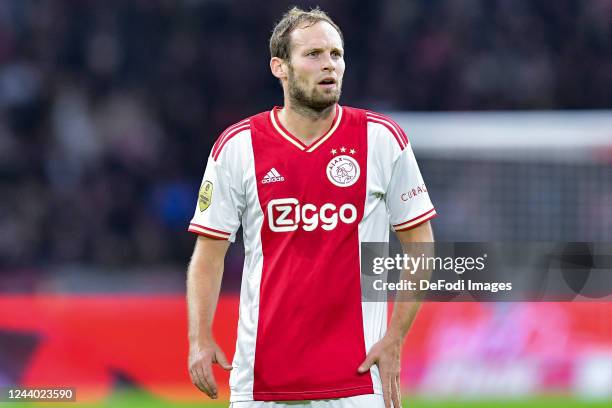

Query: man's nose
[321,53,336,71]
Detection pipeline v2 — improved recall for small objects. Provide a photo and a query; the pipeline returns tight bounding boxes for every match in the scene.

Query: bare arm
[358,221,434,408]
[387,221,434,341]
[187,235,232,399]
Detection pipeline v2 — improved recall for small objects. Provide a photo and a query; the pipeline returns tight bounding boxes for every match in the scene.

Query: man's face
[285,21,345,111]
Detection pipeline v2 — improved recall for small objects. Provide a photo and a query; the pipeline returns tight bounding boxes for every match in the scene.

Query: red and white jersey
[188,105,436,402]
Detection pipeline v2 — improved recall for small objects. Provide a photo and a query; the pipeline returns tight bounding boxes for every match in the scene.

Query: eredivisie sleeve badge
[198,181,213,211]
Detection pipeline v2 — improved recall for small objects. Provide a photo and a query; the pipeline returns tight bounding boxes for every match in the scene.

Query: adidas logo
[262,168,285,184]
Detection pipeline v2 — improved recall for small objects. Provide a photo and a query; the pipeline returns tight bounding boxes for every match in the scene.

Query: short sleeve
[386,144,436,231]
[188,154,242,241]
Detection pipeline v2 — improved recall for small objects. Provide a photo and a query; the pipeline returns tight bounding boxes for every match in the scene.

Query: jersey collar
[269,105,343,153]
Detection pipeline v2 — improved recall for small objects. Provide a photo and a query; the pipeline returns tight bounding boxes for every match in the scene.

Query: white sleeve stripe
[393,208,437,231]
[366,114,408,146]
[212,125,251,161]
[188,224,231,239]
[189,223,231,235]
[366,112,409,145]
[212,119,251,158]
[367,117,406,149]
[215,118,249,148]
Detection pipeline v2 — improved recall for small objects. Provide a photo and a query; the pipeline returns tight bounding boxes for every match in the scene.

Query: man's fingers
[200,365,217,398]
[357,351,377,373]
[202,364,218,399]
[215,348,233,371]
[392,374,401,408]
[190,366,210,396]
[381,372,392,408]
[188,368,202,392]
[188,346,229,399]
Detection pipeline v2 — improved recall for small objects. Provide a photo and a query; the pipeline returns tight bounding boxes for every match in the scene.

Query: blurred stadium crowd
[0,0,610,266]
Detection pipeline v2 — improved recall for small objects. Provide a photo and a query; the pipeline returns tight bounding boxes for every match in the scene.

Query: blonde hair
[269,6,343,61]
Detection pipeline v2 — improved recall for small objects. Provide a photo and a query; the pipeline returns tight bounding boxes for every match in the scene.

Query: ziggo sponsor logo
[267,198,357,232]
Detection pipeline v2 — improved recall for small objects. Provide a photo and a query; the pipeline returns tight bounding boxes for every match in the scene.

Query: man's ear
[270,57,288,80]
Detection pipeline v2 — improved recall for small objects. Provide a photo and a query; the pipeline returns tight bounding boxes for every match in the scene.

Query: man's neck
[277,102,336,145]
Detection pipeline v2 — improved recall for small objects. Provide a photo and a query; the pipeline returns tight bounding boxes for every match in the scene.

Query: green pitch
[6,390,611,408]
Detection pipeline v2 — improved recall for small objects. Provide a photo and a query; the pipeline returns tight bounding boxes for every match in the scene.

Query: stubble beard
[287,65,342,120]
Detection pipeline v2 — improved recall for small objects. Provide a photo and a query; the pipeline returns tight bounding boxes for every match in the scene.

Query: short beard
[287,65,341,120]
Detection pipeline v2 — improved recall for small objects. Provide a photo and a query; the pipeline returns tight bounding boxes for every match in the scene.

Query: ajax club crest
[326,155,360,187]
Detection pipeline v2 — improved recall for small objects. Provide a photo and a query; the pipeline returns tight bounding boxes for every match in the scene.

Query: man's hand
[358,335,402,408]
[186,237,231,399]
[188,341,232,399]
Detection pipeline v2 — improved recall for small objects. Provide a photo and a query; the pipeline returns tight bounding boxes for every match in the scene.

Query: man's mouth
[318,78,337,88]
